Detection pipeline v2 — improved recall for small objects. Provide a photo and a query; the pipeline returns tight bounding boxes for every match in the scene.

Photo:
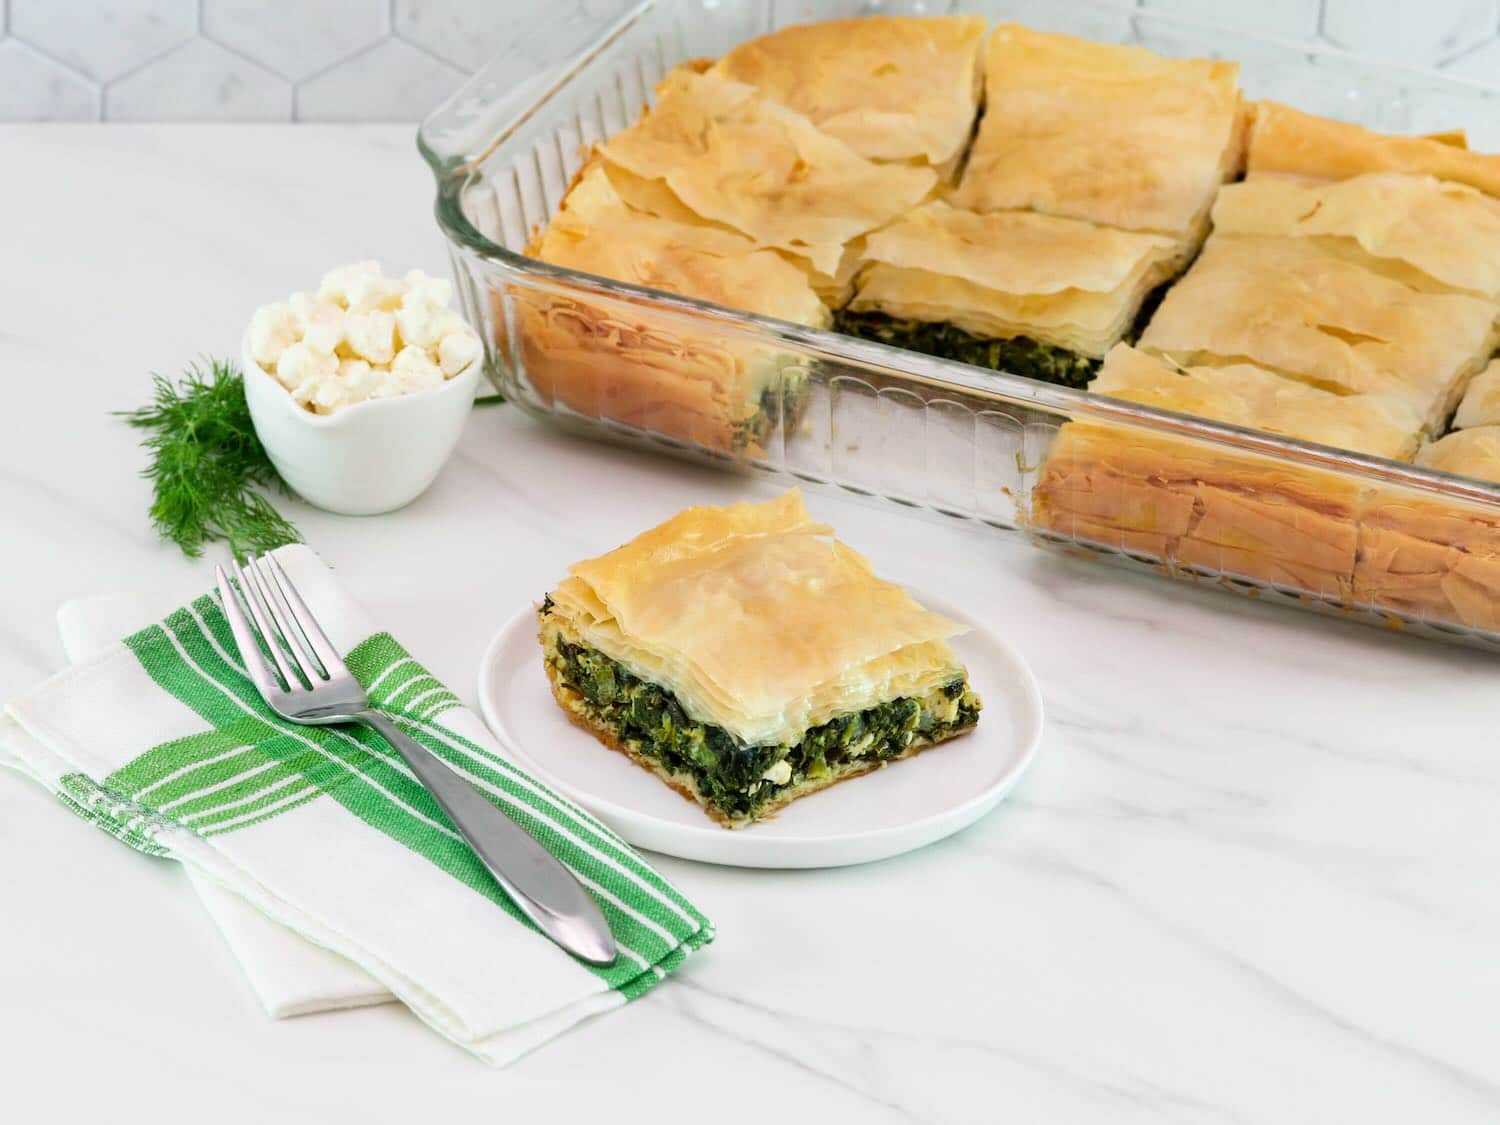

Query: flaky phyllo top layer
[600,67,938,279]
[545,491,968,747]
[533,162,830,330]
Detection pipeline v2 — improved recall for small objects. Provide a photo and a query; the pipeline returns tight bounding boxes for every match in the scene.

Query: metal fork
[214,552,617,966]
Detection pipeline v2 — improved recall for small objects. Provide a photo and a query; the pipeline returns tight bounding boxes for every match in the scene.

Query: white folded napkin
[2,545,713,1064]
[57,589,395,1017]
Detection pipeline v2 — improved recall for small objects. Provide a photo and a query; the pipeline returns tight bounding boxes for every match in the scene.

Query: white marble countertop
[3,125,1500,1124]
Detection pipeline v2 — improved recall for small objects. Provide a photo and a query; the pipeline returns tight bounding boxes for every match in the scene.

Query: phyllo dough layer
[1355,479,1500,632]
[539,491,981,826]
[1088,345,1423,460]
[711,14,986,168]
[1137,234,1500,431]
[1211,172,1500,301]
[950,24,1243,238]
[600,66,937,277]
[1247,101,1500,199]
[1416,428,1500,483]
[533,163,829,328]
[520,164,824,452]
[1453,361,1500,430]
[1032,346,1423,595]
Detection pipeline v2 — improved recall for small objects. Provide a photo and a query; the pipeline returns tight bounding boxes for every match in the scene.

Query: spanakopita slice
[836,201,1181,386]
[1246,101,1500,199]
[949,25,1243,239]
[538,490,981,827]
[711,14,986,170]
[1085,344,1424,460]
[600,66,937,278]
[1137,234,1500,431]
[521,163,826,452]
[1210,172,1500,301]
[1032,345,1417,595]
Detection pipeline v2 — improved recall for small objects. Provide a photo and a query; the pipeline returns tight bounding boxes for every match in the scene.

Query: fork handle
[355,711,618,966]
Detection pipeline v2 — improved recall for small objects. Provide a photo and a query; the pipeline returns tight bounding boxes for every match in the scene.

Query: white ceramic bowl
[242,338,481,516]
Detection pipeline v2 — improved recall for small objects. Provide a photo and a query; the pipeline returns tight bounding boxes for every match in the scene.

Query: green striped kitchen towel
[0,544,714,1065]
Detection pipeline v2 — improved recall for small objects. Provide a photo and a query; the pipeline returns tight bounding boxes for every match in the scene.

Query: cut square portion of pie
[599,65,938,280]
[538,490,982,827]
[836,201,1182,386]
[521,163,826,452]
[949,24,1244,240]
[711,14,986,171]
[1209,172,1500,302]
[1246,101,1500,198]
[1136,233,1500,432]
[1032,344,1423,595]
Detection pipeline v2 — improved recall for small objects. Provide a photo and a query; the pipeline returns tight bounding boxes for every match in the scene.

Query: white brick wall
[1,0,1496,123]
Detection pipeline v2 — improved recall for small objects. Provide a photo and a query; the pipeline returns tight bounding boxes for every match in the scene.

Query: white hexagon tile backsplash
[1,0,1497,122]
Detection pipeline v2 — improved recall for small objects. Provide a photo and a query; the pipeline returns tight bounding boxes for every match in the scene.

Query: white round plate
[475,594,1043,869]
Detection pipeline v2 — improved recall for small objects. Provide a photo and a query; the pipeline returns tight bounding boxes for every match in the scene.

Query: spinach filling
[833,309,1100,389]
[832,280,1173,390]
[729,363,812,452]
[543,620,981,822]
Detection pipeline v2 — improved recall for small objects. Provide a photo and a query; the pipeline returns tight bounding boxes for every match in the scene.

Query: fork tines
[216,553,346,695]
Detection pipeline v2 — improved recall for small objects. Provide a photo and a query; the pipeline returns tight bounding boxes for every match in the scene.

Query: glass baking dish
[418,0,1500,652]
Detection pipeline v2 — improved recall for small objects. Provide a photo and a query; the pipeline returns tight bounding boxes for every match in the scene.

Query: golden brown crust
[542,655,977,829]
[1209,172,1500,301]
[1031,416,1366,598]
[515,291,768,453]
[1089,345,1424,461]
[1137,234,1500,432]
[951,24,1242,237]
[1453,361,1500,430]
[600,66,937,277]
[1247,101,1500,199]
[1415,427,1500,484]
[1354,490,1500,630]
[711,14,986,167]
[1034,416,1500,631]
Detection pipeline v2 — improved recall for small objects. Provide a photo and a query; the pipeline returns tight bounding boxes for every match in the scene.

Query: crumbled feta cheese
[317,260,381,305]
[275,341,338,392]
[761,760,792,786]
[395,296,446,349]
[403,269,453,310]
[337,357,373,383]
[246,302,297,368]
[301,316,344,357]
[288,291,342,331]
[344,309,397,365]
[346,272,405,313]
[385,346,444,394]
[248,262,481,414]
[437,329,480,376]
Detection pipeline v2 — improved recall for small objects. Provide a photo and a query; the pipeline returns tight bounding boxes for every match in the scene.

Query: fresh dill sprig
[117,358,302,561]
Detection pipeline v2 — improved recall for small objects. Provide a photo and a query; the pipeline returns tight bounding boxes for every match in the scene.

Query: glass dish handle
[418,1,652,175]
